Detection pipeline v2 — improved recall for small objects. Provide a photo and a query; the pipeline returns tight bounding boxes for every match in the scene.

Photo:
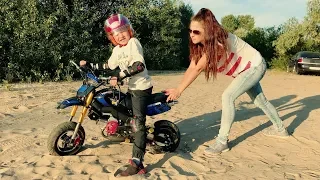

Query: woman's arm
[180,58,196,83]
[166,54,207,101]
[176,54,207,93]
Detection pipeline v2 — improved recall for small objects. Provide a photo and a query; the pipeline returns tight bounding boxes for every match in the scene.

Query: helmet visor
[110,25,129,36]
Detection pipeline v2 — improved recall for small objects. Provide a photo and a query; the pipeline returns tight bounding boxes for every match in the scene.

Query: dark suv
[287,51,320,74]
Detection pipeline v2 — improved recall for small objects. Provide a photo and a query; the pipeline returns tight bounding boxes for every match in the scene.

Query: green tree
[0,0,193,82]
[178,3,193,68]
[221,15,239,33]
[238,15,255,31]
[304,0,320,47]
[272,0,320,70]
[221,14,254,33]
[119,0,193,70]
[0,0,59,81]
[234,27,248,38]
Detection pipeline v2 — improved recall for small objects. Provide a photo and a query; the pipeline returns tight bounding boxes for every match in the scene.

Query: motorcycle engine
[88,111,99,120]
[105,119,119,135]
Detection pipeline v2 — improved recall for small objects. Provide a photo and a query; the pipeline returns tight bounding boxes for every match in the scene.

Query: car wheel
[293,65,301,75]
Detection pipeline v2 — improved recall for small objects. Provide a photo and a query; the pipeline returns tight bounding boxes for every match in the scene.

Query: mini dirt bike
[47,61,180,156]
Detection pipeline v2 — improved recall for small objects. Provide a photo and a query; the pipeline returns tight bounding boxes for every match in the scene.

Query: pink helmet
[104,14,134,45]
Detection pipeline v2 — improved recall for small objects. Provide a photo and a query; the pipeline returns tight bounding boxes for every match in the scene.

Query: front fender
[57,97,84,109]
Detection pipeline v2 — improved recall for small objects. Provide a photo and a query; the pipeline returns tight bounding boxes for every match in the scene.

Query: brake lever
[69,60,82,72]
[69,60,87,81]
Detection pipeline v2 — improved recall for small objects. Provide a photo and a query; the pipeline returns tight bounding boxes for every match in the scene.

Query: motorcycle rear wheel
[152,120,181,153]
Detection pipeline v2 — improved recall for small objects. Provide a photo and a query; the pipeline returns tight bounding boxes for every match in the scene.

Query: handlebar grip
[100,77,124,86]
[80,65,91,73]
[118,81,124,86]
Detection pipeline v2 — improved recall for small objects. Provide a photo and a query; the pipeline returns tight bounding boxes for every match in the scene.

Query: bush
[0,0,193,83]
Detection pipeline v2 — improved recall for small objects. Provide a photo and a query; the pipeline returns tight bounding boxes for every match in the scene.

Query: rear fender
[57,97,84,109]
[150,92,178,106]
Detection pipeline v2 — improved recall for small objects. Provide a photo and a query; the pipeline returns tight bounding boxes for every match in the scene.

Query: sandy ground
[0,70,320,180]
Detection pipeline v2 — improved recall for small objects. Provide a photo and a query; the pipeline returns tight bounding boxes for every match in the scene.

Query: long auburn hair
[189,8,229,80]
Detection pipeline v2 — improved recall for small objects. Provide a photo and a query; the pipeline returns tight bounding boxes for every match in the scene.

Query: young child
[80,14,152,176]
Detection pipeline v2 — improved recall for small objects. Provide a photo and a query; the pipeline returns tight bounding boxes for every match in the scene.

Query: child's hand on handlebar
[110,77,118,87]
[80,60,87,67]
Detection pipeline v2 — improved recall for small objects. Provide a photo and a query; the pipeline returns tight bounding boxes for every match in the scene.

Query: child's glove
[109,77,118,87]
[79,60,87,67]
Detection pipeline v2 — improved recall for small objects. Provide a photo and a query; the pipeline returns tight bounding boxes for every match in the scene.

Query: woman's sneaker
[263,126,290,138]
[204,140,229,157]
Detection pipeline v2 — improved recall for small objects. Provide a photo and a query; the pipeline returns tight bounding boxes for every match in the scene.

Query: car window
[301,52,320,58]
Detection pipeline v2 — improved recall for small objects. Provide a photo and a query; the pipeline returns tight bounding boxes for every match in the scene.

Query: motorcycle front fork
[70,92,94,140]
[147,127,155,140]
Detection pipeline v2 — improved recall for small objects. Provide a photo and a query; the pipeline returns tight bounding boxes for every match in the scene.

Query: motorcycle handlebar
[99,77,124,86]
[69,60,124,87]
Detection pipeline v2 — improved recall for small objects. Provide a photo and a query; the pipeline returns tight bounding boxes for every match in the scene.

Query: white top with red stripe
[217,33,263,77]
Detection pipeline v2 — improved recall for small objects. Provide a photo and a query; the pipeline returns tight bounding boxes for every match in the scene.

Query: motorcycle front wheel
[47,122,85,156]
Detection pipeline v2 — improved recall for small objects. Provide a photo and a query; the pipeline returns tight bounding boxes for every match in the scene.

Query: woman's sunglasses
[189,29,201,35]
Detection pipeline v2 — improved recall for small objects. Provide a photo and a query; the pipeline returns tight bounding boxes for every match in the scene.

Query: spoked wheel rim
[56,131,82,153]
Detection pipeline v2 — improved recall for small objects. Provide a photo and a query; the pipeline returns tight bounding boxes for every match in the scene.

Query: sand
[1,70,320,180]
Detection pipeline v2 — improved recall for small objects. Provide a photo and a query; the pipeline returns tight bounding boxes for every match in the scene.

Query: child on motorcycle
[80,14,153,176]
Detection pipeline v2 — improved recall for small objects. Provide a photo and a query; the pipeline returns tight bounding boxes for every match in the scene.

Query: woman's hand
[110,77,118,87]
[79,60,87,66]
[164,56,204,102]
[164,88,182,102]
